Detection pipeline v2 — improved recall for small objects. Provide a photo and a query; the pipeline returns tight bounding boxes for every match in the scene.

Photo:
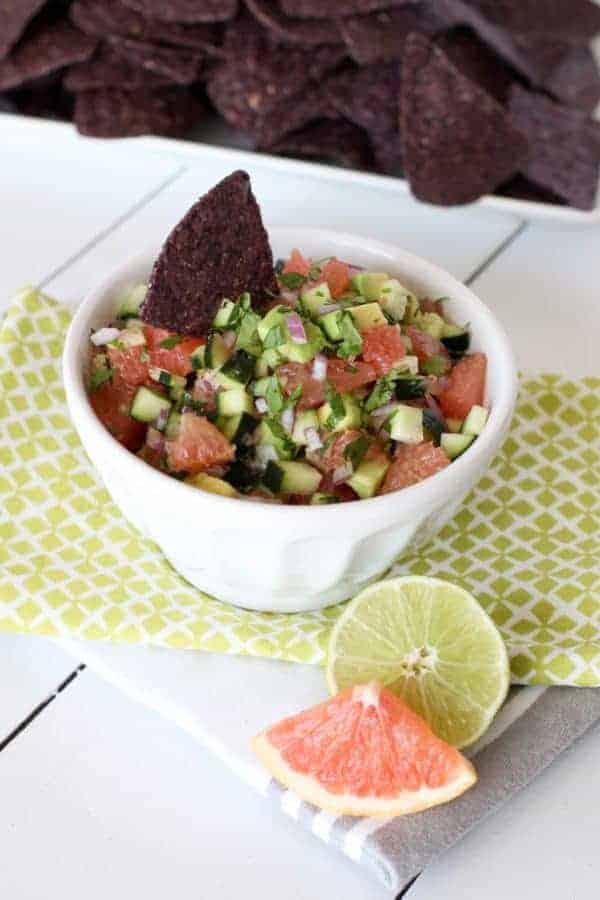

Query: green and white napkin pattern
[1,288,598,685]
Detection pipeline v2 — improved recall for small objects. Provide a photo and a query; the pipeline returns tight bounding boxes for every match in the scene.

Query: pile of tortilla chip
[2,0,600,209]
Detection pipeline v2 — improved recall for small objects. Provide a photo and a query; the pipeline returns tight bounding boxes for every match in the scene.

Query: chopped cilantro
[343,435,369,470]
[265,375,285,416]
[159,335,183,349]
[88,367,113,391]
[337,311,363,359]
[264,417,297,458]
[263,324,286,350]
[364,372,396,413]
[279,271,307,290]
[226,292,252,331]
[325,384,345,429]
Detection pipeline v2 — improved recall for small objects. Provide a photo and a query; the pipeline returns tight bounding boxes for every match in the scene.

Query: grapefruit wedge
[251,682,476,818]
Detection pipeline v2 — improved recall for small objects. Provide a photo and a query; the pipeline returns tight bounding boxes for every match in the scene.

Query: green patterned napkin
[1,288,598,685]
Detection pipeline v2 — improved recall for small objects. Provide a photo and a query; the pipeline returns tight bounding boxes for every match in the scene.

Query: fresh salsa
[87,251,488,504]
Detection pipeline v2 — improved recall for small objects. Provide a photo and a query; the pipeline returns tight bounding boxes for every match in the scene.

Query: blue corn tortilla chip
[281,0,413,19]
[435,27,519,105]
[119,0,238,24]
[65,45,174,92]
[339,2,451,65]
[455,0,600,45]
[256,84,338,148]
[509,84,600,210]
[0,19,97,91]
[324,63,402,173]
[268,119,374,170]
[107,36,203,85]
[400,31,528,205]
[74,86,202,137]
[0,0,48,60]
[245,0,341,46]
[497,175,565,206]
[140,171,277,335]
[207,43,345,130]
[69,0,223,54]
[542,45,600,113]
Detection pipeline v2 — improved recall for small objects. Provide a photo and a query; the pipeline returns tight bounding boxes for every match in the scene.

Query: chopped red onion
[281,406,295,434]
[255,397,268,414]
[146,427,165,452]
[154,406,170,432]
[91,326,121,346]
[222,330,236,349]
[280,289,299,305]
[286,312,307,344]
[425,393,444,420]
[304,427,323,452]
[312,354,327,381]
[318,303,341,316]
[332,463,353,485]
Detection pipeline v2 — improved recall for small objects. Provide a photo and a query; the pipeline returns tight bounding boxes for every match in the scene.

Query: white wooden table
[1,115,599,900]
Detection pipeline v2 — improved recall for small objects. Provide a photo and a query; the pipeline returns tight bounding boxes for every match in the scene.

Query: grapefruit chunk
[166,412,235,474]
[282,248,310,277]
[362,324,406,376]
[322,259,350,298]
[252,682,476,818]
[380,441,449,494]
[439,352,487,419]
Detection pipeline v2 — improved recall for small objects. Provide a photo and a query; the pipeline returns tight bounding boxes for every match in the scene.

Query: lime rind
[326,576,510,748]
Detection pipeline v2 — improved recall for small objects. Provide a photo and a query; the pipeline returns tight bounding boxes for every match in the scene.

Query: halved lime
[326,576,510,748]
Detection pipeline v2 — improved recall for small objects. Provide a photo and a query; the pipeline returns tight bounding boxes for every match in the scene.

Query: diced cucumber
[148,367,186,391]
[441,432,474,459]
[446,417,463,433]
[225,459,260,492]
[319,309,344,341]
[462,404,488,436]
[441,328,470,359]
[116,283,147,319]
[310,493,339,505]
[236,310,261,356]
[351,272,388,301]
[186,472,238,497]
[257,305,288,342]
[280,321,325,364]
[130,386,172,424]
[300,282,332,319]
[415,312,445,340]
[164,410,181,439]
[422,354,451,376]
[394,376,426,400]
[403,294,421,323]
[212,299,236,330]
[205,333,231,370]
[255,348,283,376]
[219,349,255,386]
[218,411,258,444]
[292,409,319,445]
[122,317,144,330]
[348,302,387,333]
[115,326,146,348]
[388,405,423,444]
[257,419,297,460]
[379,279,412,322]
[263,460,322,495]
[252,376,273,397]
[318,393,361,433]
[190,344,205,370]
[216,389,254,417]
[394,355,419,376]
[423,409,443,445]
[347,457,390,499]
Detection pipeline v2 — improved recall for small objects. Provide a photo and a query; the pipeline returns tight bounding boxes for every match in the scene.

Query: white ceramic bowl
[63,227,517,614]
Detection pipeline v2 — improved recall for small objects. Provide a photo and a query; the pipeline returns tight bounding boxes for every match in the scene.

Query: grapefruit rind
[251,731,477,818]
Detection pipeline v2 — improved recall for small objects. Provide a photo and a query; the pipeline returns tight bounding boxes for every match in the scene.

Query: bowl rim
[62,225,518,521]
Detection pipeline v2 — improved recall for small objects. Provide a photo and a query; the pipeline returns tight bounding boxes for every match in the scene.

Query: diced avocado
[115,326,146,348]
[280,321,325,364]
[263,460,322,495]
[394,355,419,376]
[446,417,463,433]
[347,457,390,499]
[292,409,319,445]
[441,326,470,358]
[300,282,332,319]
[216,389,254,417]
[219,349,255,386]
[319,309,344,341]
[379,279,413,322]
[351,272,388,301]
[388,405,423,444]
[205,333,231,370]
[218,411,258,444]
[422,354,451,376]
[462,404,488,436]
[225,459,260,492]
[403,294,421,323]
[251,376,272,397]
[257,419,296,460]
[415,312,445,340]
[318,393,361,433]
[212,298,236,330]
[257,305,288,342]
[148,367,186,392]
[190,344,205,370]
[310,493,339,505]
[348,302,387,333]
[185,472,238,497]
[394,376,427,401]
[164,410,181,439]
[130,386,171,424]
[116,283,147,319]
[441,432,474,459]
